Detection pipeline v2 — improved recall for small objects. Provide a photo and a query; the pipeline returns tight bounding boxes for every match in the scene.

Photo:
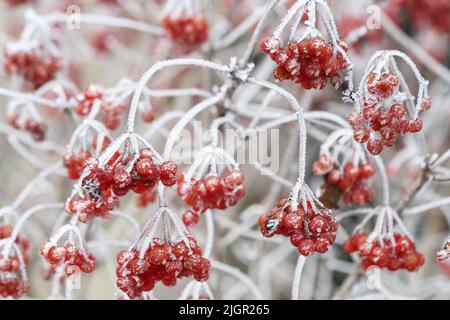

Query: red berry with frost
[159,161,178,186]
[367,138,383,155]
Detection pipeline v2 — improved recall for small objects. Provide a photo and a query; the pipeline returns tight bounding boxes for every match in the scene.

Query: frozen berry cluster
[348,72,431,155]
[40,241,95,276]
[6,111,47,141]
[343,232,425,272]
[318,161,376,206]
[177,171,245,227]
[0,225,30,299]
[116,236,210,299]
[258,199,338,256]
[0,277,30,299]
[63,136,111,180]
[3,46,61,89]
[63,151,92,180]
[65,158,120,222]
[260,36,349,90]
[160,14,208,51]
[65,150,177,222]
[74,84,127,130]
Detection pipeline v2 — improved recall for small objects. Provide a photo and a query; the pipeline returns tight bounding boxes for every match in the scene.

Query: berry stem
[373,155,390,206]
[0,88,64,108]
[212,7,266,51]
[44,13,164,36]
[211,259,264,300]
[1,203,63,256]
[126,58,229,133]
[204,210,214,259]
[240,0,281,65]
[291,255,306,300]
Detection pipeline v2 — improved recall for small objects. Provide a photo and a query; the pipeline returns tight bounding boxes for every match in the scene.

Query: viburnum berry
[74,84,127,130]
[177,170,245,227]
[343,232,425,272]
[258,199,338,256]
[366,138,383,156]
[182,210,200,228]
[349,96,427,154]
[40,241,96,276]
[315,160,376,206]
[160,13,208,52]
[0,225,30,299]
[367,72,399,99]
[7,111,47,141]
[141,108,156,123]
[63,135,112,180]
[349,51,432,155]
[65,149,177,222]
[63,151,92,180]
[0,226,30,271]
[116,236,210,299]
[3,45,61,89]
[65,159,119,222]
[159,161,178,186]
[260,36,349,90]
[312,154,334,176]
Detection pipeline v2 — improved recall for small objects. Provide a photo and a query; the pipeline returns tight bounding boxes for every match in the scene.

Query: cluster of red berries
[258,199,338,256]
[40,241,95,276]
[386,0,450,33]
[260,36,349,90]
[63,136,111,180]
[74,84,127,130]
[177,171,246,227]
[0,226,30,272]
[65,150,177,222]
[65,158,120,222]
[343,232,425,272]
[348,72,431,155]
[63,151,92,180]
[3,46,61,89]
[0,277,30,299]
[0,225,30,299]
[315,158,376,206]
[160,14,208,51]
[116,236,210,299]
[6,111,47,141]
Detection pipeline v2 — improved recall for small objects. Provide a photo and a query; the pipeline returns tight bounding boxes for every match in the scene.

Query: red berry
[159,161,178,186]
[182,210,200,228]
[353,127,370,143]
[297,239,316,256]
[407,118,422,133]
[367,138,383,155]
